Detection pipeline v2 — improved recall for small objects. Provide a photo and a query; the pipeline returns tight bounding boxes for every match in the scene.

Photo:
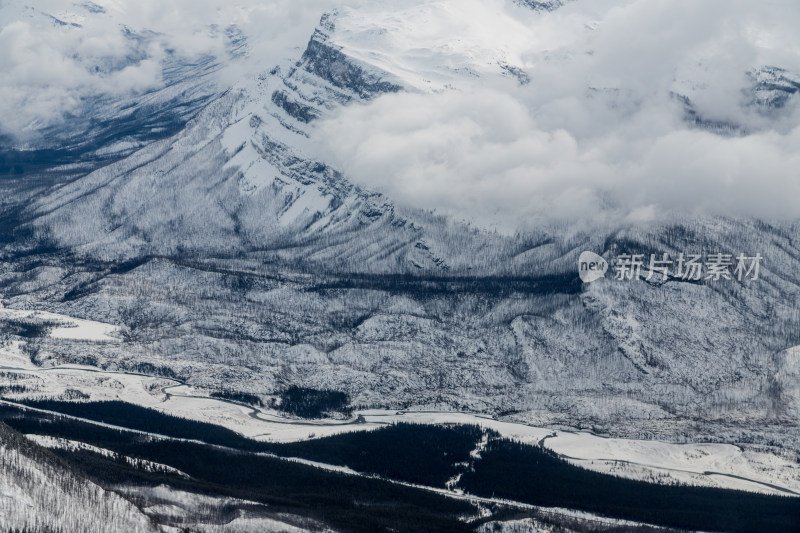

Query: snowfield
[542,430,800,496]
[0,304,122,342]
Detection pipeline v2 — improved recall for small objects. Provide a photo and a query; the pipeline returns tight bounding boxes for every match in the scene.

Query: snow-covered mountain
[1,2,799,530]
[0,0,798,452]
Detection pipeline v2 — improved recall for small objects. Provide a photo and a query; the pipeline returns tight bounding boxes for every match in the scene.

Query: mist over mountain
[310,0,800,228]
[4,0,798,228]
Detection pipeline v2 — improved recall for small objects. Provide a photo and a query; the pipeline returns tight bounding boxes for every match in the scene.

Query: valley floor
[1,323,797,499]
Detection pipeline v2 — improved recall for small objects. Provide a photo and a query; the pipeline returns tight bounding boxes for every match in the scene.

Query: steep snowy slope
[0,422,157,532]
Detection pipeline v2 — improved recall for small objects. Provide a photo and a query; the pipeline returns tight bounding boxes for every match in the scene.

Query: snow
[478,507,658,533]
[0,425,157,532]
[278,187,335,226]
[2,351,797,497]
[187,517,318,533]
[0,304,121,342]
[117,484,335,533]
[50,319,119,342]
[325,1,538,91]
[0,340,35,370]
[541,430,800,496]
[24,434,191,478]
[94,140,146,156]
[283,456,360,476]
[26,434,120,459]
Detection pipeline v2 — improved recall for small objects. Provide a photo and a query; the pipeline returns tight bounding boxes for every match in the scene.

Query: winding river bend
[2,361,798,497]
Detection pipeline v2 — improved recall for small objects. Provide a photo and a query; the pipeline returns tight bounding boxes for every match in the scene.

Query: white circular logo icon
[578,251,608,283]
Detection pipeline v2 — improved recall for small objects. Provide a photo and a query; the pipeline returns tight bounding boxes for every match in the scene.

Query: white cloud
[314,0,800,229]
[0,0,347,140]
[3,0,798,227]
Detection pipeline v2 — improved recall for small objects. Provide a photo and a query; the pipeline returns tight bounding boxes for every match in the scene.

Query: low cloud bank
[315,0,800,228]
[0,0,345,141]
